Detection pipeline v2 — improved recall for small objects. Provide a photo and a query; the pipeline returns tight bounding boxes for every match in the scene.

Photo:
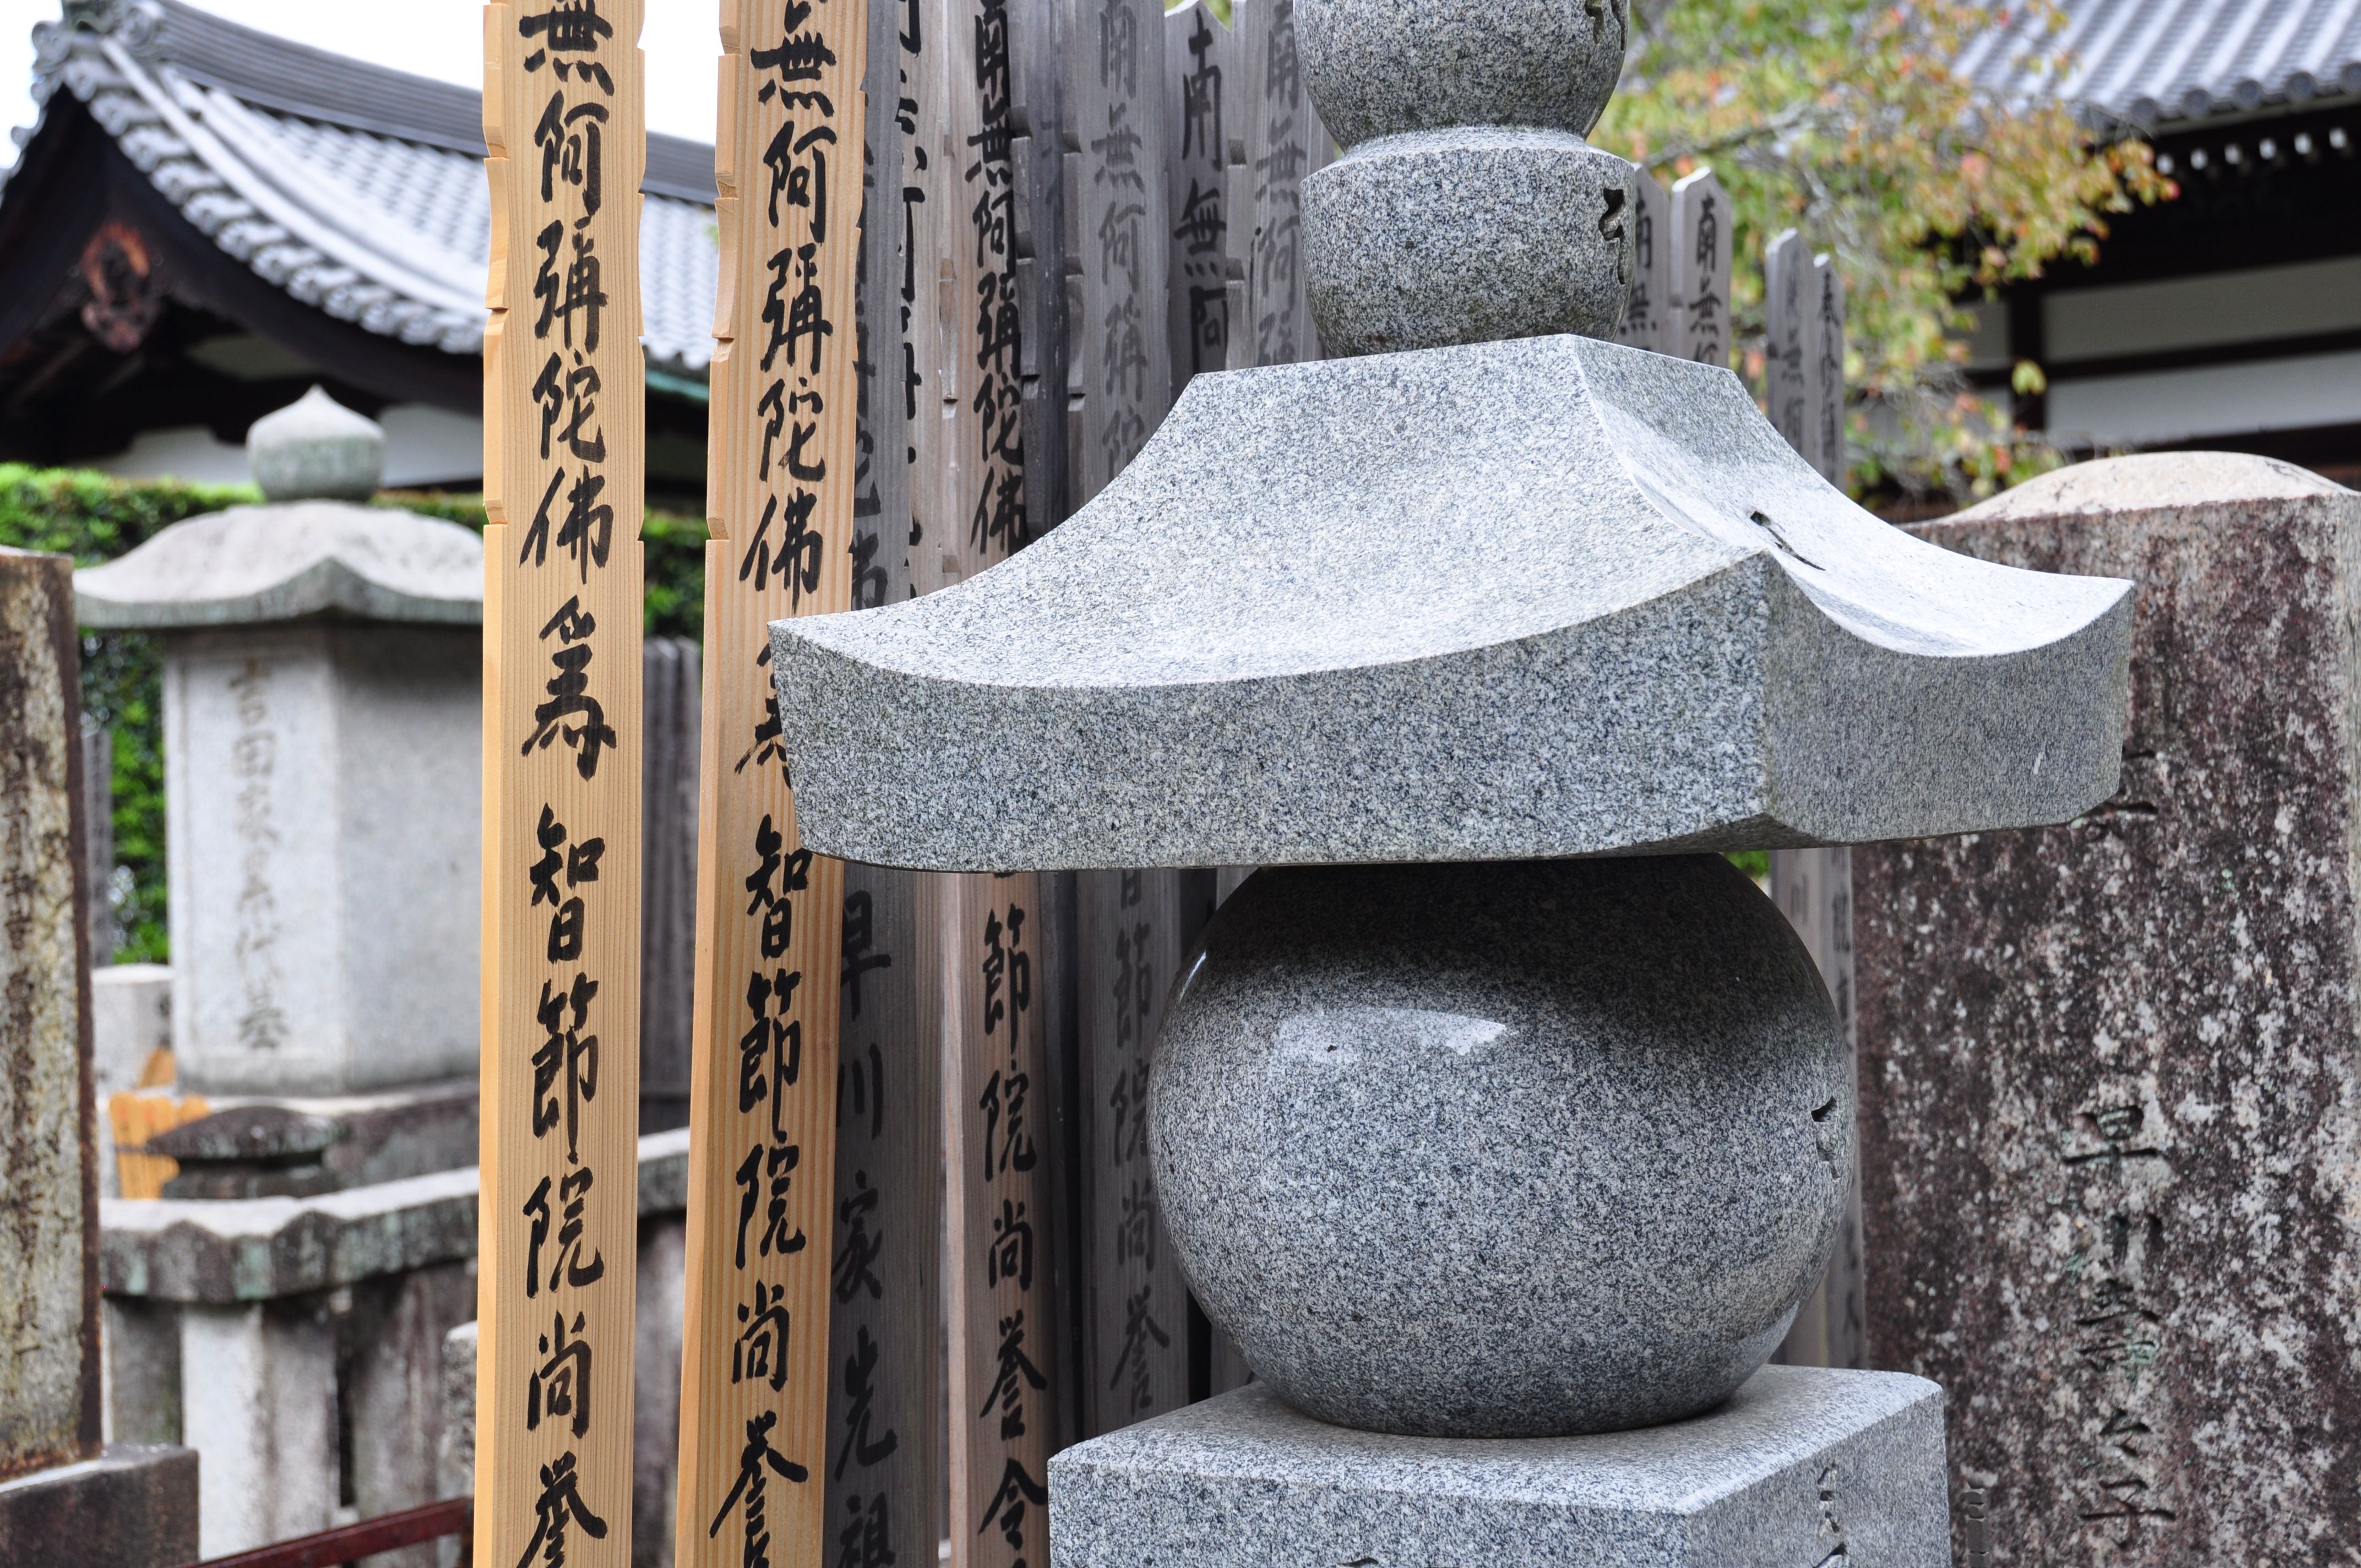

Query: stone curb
[100,1128,690,1303]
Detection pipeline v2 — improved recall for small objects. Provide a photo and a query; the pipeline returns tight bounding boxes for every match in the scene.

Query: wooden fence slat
[476,4,649,1566]
[641,636,703,1124]
[673,2,871,1566]
[935,0,1068,1555]
[818,5,945,1567]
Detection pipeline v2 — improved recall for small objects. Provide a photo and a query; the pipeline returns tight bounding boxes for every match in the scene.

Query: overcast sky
[1,0,723,170]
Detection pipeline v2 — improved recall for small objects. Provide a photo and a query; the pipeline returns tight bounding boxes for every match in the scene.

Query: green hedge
[0,465,709,963]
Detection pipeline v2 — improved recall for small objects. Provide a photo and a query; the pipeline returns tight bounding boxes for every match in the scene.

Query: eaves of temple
[1941,0,2361,478]
[0,0,718,497]
[12,0,2361,494]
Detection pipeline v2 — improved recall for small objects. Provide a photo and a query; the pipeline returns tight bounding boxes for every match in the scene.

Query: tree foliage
[1592,0,2173,502]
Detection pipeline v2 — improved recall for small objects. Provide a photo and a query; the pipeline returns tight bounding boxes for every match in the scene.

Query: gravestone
[770,3,2135,1565]
[0,543,196,1564]
[75,389,482,1099]
[1856,454,2361,1564]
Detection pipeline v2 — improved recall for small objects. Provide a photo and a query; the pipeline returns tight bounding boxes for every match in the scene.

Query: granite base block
[1048,1368,1949,1568]
[0,1445,199,1568]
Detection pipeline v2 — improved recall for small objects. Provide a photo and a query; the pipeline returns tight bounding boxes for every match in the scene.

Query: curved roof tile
[13,0,717,373]
[1965,0,2361,132]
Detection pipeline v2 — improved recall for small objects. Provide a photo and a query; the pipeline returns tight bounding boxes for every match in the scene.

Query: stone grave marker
[75,390,483,1102]
[0,542,196,1565]
[1856,454,2361,1564]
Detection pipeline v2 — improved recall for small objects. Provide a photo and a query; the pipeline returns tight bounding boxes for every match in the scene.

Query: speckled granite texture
[770,334,2132,871]
[1154,857,1847,1437]
[1854,454,2361,1565]
[1048,1370,1950,1568]
[1297,0,1628,149]
[1304,128,1636,355]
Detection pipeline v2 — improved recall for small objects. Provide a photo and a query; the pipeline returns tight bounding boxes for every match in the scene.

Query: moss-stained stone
[0,545,95,1480]
[1857,453,2361,1564]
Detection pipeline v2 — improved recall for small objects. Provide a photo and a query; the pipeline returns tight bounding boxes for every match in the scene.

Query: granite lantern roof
[1960,0,2361,133]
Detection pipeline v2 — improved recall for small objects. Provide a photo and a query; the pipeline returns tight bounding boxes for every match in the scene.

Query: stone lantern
[770,1,2135,1560]
[77,388,483,1103]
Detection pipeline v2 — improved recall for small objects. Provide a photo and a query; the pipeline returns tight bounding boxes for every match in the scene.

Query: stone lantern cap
[75,386,481,629]
[771,334,2135,871]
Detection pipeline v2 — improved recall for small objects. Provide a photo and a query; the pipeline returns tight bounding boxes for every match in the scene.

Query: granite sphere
[1299,0,1629,149]
[1304,128,1635,356]
[1150,856,1851,1438]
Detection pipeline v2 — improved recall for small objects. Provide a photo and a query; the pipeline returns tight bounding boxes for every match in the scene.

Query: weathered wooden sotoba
[768,0,2132,1562]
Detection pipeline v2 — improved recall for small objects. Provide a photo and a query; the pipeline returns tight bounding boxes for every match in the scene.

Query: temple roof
[10,0,717,374]
[1960,0,2361,133]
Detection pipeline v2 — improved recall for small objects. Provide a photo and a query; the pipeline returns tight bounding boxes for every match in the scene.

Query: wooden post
[815,6,946,1568]
[1765,246,1860,1373]
[1163,1,1238,392]
[934,0,1067,1557]
[1764,227,1815,454]
[1232,0,1326,368]
[673,3,869,1567]
[1612,166,1671,355]
[477,4,648,1566]
[1668,167,1729,369]
[1062,0,1194,1440]
[1810,252,1846,483]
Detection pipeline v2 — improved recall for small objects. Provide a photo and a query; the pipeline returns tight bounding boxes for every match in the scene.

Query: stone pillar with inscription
[1856,454,2361,1565]
[0,543,197,1567]
[76,389,484,1102]
[764,2,2137,1565]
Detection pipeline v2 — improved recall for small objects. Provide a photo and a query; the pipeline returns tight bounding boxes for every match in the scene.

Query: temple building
[0,0,715,503]
[7,1,2361,492]
[1960,0,2361,477]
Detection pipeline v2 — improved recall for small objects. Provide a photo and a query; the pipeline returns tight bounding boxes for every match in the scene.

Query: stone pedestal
[1856,453,2361,1562]
[75,391,485,1097]
[0,1446,199,1568]
[1051,1371,1950,1568]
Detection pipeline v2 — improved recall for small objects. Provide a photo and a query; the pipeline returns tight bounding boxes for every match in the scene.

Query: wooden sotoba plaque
[478,3,648,1566]
[674,2,869,1566]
